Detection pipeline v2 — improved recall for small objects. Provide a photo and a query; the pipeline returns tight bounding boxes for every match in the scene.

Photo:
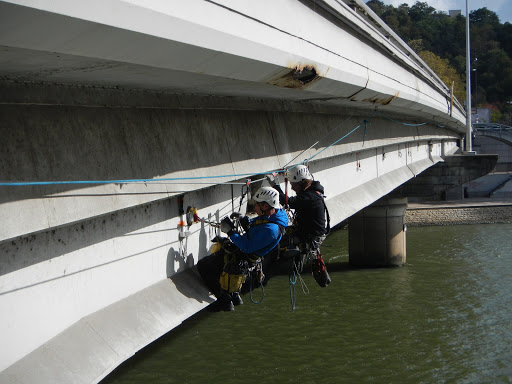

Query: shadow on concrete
[168,267,213,304]
[166,246,194,277]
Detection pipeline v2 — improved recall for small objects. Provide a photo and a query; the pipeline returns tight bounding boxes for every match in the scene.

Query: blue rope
[305,124,361,163]
[0,171,277,187]
[375,110,427,127]
[377,109,446,128]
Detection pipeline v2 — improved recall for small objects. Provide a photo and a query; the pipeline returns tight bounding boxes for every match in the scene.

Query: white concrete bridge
[0,1,496,382]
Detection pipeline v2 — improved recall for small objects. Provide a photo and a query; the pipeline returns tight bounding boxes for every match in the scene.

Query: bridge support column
[348,197,407,267]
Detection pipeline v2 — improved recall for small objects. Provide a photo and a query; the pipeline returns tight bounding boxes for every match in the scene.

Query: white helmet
[286,165,312,182]
[253,187,280,208]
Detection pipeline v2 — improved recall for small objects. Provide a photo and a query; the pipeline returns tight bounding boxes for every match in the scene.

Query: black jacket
[274,180,328,238]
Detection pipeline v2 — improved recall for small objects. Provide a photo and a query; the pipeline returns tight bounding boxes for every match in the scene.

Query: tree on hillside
[409,1,435,22]
[479,48,512,102]
[423,52,465,103]
[409,40,465,102]
[471,7,500,25]
[366,0,512,122]
[497,23,512,58]
[365,0,389,15]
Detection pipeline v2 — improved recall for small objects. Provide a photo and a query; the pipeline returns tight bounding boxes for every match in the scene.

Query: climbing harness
[210,213,285,306]
[280,174,332,308]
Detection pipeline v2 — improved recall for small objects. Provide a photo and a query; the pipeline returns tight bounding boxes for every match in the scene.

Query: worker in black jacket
[267,165,331,287]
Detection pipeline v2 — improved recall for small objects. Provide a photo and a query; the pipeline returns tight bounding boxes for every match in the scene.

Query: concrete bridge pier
[348,197,408,267]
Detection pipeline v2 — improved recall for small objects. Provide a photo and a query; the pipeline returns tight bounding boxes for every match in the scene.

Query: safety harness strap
[316,191,331,236]
[245,220,285,262]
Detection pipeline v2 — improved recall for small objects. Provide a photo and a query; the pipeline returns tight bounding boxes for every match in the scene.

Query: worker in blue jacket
[197,187,288,312]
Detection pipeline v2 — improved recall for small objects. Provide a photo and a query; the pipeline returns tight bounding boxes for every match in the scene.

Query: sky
[376,0,512,24]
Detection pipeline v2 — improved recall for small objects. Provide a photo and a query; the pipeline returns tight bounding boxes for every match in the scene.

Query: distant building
[449,10,461,18]
[472,107,491,124]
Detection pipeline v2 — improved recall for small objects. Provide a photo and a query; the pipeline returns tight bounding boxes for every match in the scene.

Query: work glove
[230,212,249,231]
[266,172,280,186]
[220,217,235,235]
[211,235,231,246]
[211,235,223,243]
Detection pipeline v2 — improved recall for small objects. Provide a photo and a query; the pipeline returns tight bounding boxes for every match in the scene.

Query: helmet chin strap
[258,202,274,216]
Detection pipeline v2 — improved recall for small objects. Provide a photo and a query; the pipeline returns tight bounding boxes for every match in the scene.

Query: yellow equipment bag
[219,271,246,293]
[219,255,248,293]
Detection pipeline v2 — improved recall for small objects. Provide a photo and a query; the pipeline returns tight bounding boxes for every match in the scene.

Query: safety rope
[375,110,445,128]
[296,263,309,295]
[289,268,297,311]
[282,113,357,169]
[248,265,265,304]
[238,179,251,213]
[305,124,362,163]
[288,256,310,310]
[284,176,289,208]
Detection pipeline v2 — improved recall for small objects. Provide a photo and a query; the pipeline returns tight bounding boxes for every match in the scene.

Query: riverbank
[406,198,512,226]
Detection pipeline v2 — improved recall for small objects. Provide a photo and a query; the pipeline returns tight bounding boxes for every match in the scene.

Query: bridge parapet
[474,123,512,131]
[475,124,512,146]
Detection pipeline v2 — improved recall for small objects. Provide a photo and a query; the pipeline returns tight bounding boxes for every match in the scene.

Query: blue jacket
[229,209,288,257]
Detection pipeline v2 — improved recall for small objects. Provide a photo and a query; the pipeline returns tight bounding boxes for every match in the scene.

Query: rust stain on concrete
[362,92,400,105]
[267,63,323,89]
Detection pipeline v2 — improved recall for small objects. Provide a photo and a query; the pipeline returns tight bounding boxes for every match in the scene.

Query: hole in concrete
[292,67,318,85]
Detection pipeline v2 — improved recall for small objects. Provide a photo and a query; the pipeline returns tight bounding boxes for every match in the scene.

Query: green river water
[103,223,512,384]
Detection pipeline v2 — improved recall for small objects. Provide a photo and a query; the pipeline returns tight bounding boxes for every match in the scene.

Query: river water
[103,223,512,384]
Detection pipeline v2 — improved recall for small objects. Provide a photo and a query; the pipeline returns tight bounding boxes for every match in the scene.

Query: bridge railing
[474,123,512,131]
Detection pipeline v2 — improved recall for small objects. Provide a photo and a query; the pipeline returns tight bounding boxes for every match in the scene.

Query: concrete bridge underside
[0,0,495,382]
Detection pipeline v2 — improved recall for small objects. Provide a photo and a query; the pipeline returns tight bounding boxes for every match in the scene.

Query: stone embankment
[405,199,512,226]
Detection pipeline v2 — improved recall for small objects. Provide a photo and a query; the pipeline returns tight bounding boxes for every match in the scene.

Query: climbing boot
[282,245,301,264]
[207,293,235,312]
[231,292,243,306]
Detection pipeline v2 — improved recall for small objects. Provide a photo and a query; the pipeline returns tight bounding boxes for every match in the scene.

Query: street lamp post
[473,66,479,124]
[465,0,473,152]
[473,58,478,105]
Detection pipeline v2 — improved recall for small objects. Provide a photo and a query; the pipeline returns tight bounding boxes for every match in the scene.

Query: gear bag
[311,254,331,287]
